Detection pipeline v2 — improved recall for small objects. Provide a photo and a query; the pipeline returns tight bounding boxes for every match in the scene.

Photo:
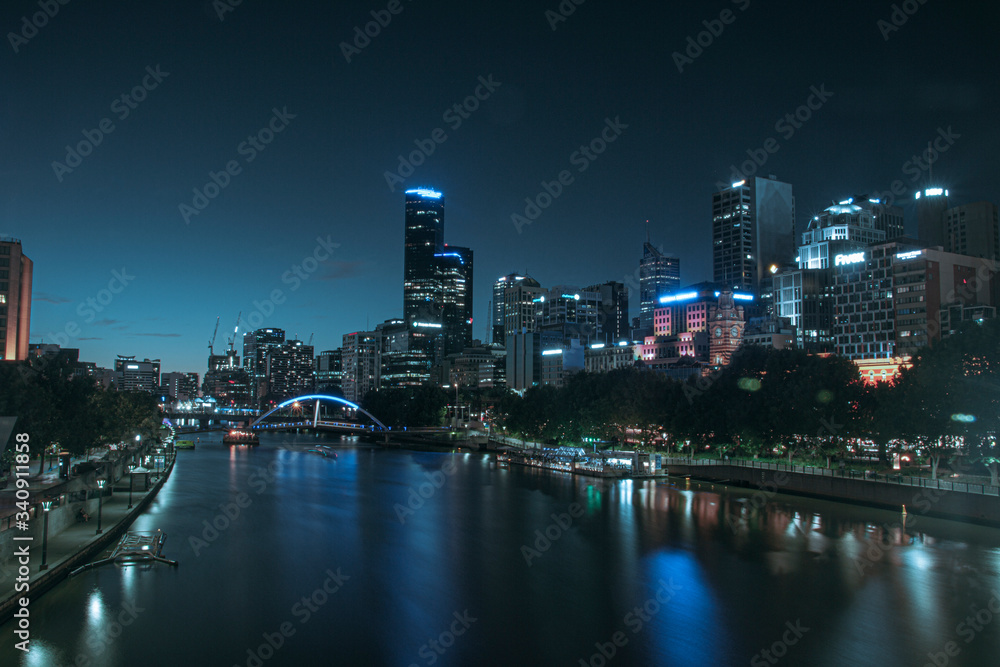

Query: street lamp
[40,499,53,571]
[127,465,135,509]
[95,479,106,535]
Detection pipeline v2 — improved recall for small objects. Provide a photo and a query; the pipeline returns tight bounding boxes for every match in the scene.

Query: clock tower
[709,291,745,367]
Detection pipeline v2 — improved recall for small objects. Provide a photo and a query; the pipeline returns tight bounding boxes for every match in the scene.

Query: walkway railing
[661,456,1000,497]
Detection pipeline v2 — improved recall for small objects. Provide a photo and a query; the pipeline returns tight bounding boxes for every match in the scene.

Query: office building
[916,187,950,248]
[503,277,544,339]
[403,188,445,324]
[316,349,342,394]
[243,328,285,401]
[160,372,200,401]
[586,281,630,345]
[492,274,540,343]
[584,343,637,374]
[377,318,434,389]
[638,241,680,331]
[712,176,795,293]
[114,356,161,392]
[943,201,999,261]
[0,237,32,362]
[535,286,602,344]
[436,245,474,355]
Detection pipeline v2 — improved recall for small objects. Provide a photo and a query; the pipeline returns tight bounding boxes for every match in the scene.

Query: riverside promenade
[0,452,176,624]
[662,456,1000,526]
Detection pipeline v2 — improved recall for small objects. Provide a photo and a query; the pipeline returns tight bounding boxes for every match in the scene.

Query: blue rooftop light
[406,188,443,199]
[659,291,698,304]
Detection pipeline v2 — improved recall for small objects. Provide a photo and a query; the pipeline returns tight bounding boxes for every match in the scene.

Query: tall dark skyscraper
[712,176,795,293]
[436,246,474,355]
[916,187,950,248]
[403,188,445,324]
[638,241,679,332]
[243,328,285,404]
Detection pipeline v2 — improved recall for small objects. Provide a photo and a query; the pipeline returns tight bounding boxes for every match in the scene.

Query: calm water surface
[3,433,1000,666]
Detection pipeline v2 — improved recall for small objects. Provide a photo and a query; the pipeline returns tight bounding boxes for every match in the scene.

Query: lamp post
[40,499,53,571]
[127,465,135,509]
[95,479,106,535]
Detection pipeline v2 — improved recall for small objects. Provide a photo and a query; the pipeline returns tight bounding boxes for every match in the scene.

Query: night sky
[2,0,998,374]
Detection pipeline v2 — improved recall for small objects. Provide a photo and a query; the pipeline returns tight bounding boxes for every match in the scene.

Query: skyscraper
[585,281,630,345]
[492,273,541,345]
[0,237,32,362]
[243,328,285,404]
[916,187,950,248]
[265,339,315,401]
[638,241,679,332]
[436,245,474,355]
[342,330,380,403]
[712,176,795,293]
[943,201,999,261]
[403,188,445,324]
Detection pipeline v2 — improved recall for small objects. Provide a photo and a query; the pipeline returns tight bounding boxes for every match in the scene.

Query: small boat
[175,440,195,450]
[223,430,260,446]
[308,446,338,459]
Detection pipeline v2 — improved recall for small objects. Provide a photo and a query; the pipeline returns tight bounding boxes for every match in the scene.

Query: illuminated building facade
[403,188,445,324]
[535,286,602,345]
[503,278,544,339]
[342,330,380,403]
[0,237,32,362]
[916,187,950,248]
[315,349,342,393]
[492,274,539,343]
[265,339,315,401]
[436,246,474,355]
[114,356,161,392]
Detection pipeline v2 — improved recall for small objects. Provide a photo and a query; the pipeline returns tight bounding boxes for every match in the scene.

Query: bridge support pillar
[313,400,320,429]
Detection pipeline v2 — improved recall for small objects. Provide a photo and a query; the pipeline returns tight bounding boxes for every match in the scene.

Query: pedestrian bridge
[250,394,388,433]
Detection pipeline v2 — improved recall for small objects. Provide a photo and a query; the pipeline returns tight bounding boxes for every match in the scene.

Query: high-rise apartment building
[712,176,795,293]
[160,372,200,401]
[638,241,680,331]
[503,278,544,339]
[0,237,32,362]
[243,328,285,400]
[265,339,315,401]
[342,330,380,403]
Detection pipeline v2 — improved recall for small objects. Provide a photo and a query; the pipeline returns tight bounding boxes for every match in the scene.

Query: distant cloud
[112,325,129,331]
[316,261,365,281]
[130,333,181,338]
[78,337,103,341]
[94,319,120,326]
[33,292,72,304]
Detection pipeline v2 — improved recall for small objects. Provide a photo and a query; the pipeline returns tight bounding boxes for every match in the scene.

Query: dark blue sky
[2,0,998,373]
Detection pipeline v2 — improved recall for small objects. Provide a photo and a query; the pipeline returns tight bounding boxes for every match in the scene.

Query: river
[3,432,1000,666]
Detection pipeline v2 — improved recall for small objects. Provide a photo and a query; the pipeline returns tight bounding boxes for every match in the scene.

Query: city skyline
[3,0,998,373]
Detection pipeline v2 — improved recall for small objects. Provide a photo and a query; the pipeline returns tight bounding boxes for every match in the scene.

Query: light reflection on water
[1,435,999,666]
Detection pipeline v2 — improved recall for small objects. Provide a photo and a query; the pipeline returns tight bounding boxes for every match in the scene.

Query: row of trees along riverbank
[489,319,1000,486]
[0,352,161,475]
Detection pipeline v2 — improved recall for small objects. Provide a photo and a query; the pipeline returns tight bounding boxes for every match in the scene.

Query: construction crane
[227,312,242,352]
[307,333,314,345]
[208,316,220,356]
